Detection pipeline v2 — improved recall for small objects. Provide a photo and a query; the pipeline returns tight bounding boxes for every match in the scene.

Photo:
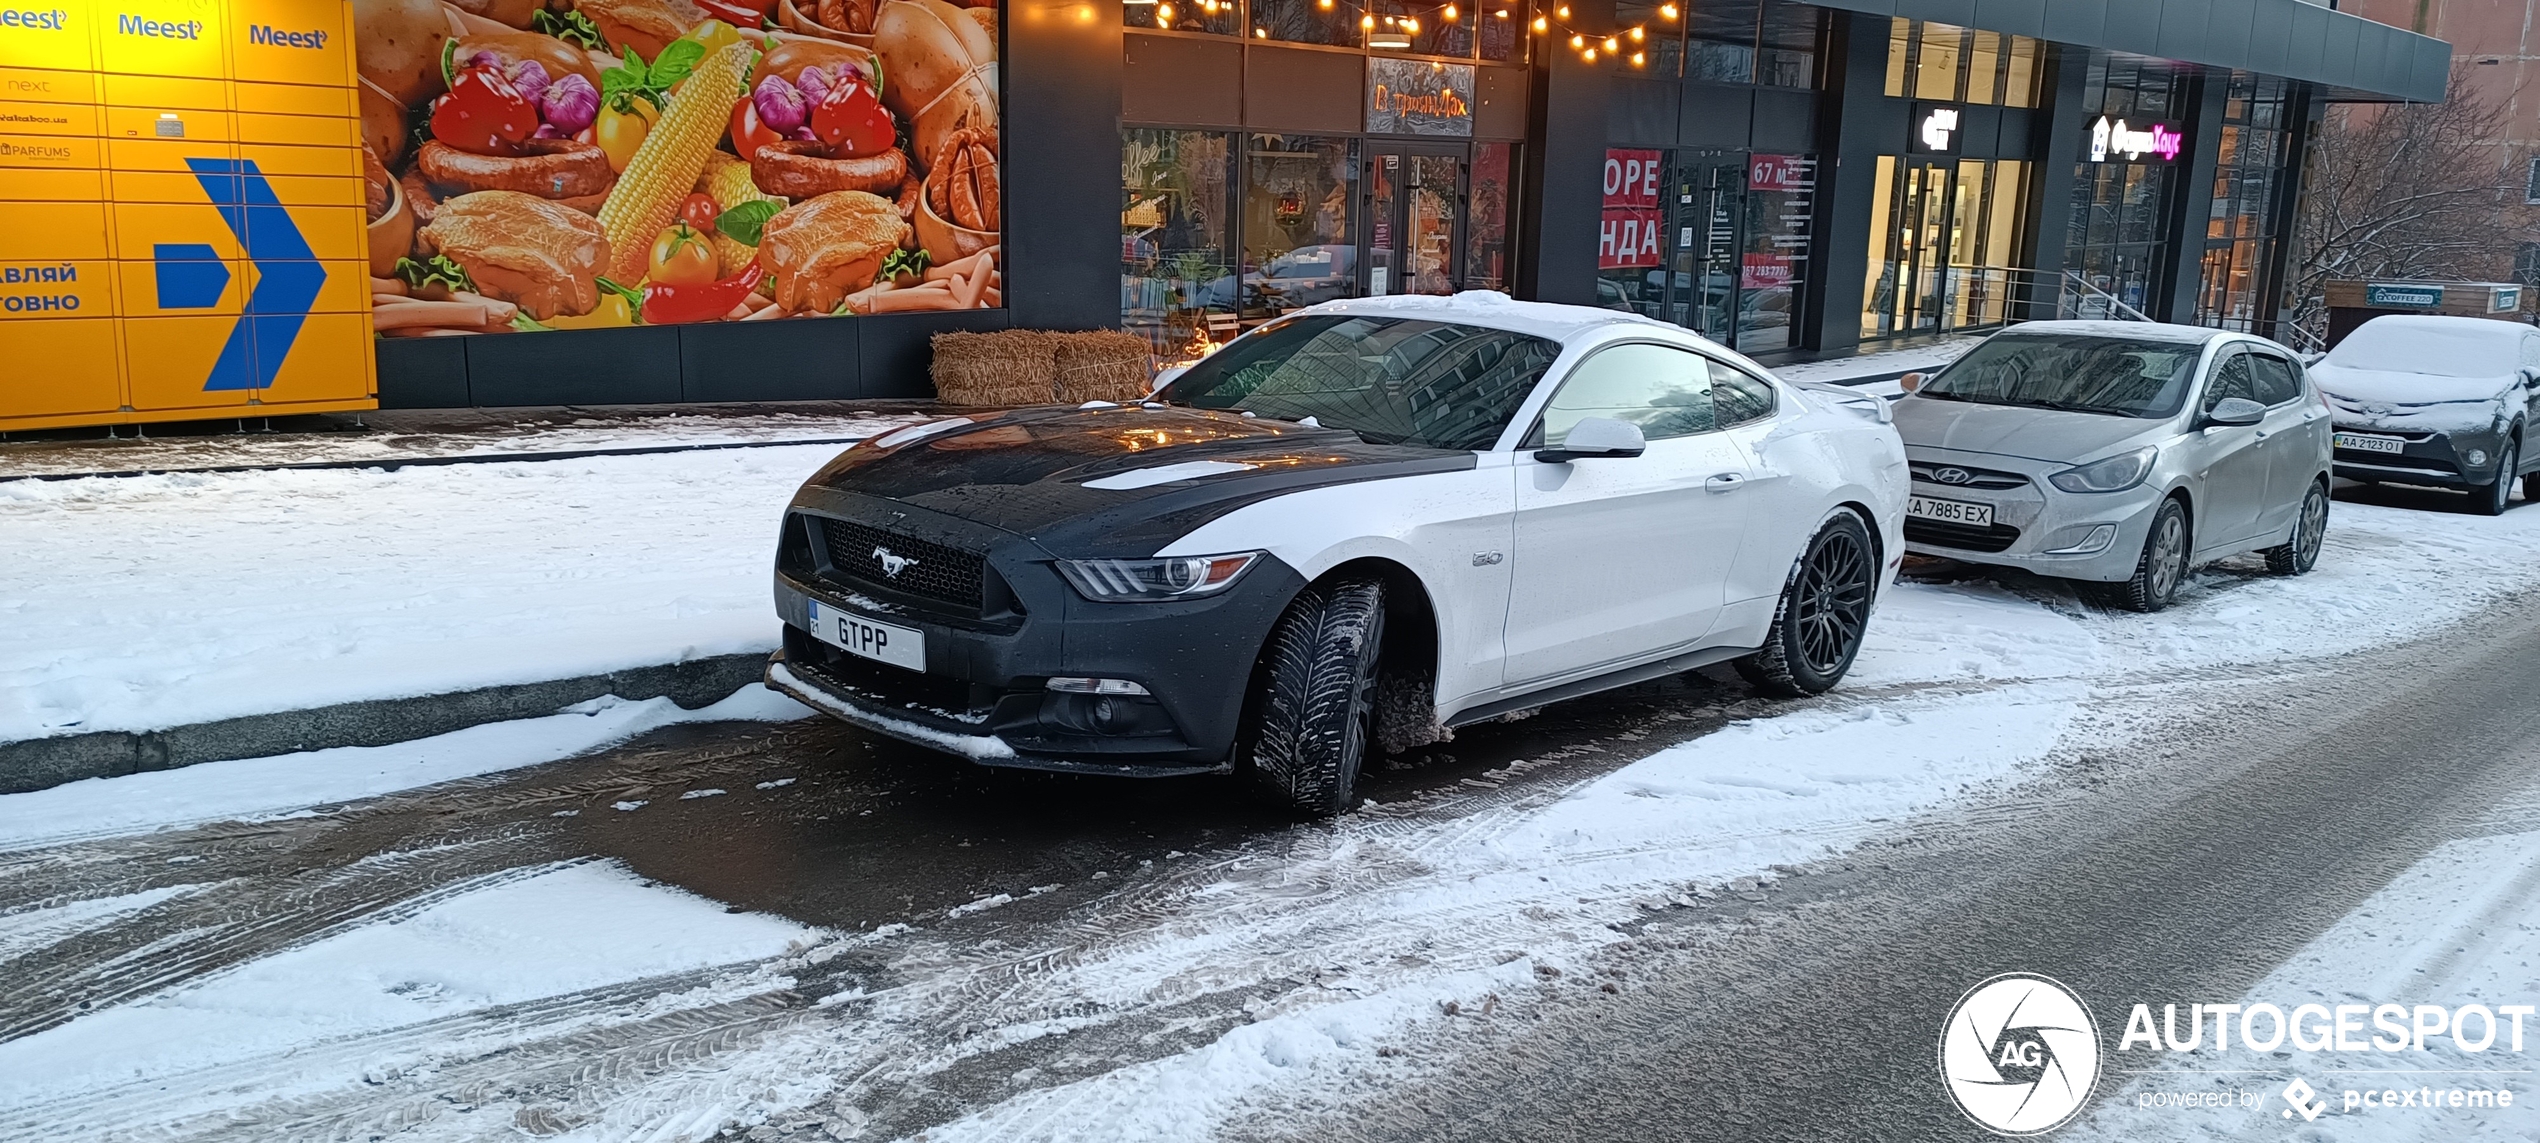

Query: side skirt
[1442,644,1756,729]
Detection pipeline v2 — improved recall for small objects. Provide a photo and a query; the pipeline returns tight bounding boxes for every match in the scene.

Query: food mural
[359,0,1002,336]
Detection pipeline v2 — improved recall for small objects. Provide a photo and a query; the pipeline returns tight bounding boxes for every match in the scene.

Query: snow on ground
[2069,828,2540,1141]
[0,859,820,1116]
[0,687,806,854]
[0,444,855,743]
[0,410,928,480]
[7,488,2540,1138]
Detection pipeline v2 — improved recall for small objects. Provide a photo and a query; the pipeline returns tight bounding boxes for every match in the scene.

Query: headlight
[2048,446,2158,494]
[1057,552,1262,602]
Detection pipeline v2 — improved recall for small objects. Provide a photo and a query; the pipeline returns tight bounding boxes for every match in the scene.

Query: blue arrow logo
[181,158,327,392]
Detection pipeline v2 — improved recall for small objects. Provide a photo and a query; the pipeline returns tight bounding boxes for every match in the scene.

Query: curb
[0,654,770,796]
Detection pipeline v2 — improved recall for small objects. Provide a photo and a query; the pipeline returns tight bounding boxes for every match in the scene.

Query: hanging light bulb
[1530,13,1546,31]
[1658,0,1676,16]
[1582,46,1596,60]
[1401,15,1416,31]
[1568,32,1582,47]
[1319,0,1332,7]
[1360,11,1374,25]
[1494,7,1508,16]
[1159,3,1173,16]
[1155,12,1167,24]
[1254,26,1266,35]
[1628,24,1642,41]
[1555,4,1568,18]
[1630,50,1645,66]
[1442,3,1456,20]
[1602,35,1616,50]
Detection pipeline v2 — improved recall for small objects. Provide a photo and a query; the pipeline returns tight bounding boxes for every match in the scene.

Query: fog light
[2468,448,2491,467]
[2045,524,2119,555]
[1048,677,1150,695]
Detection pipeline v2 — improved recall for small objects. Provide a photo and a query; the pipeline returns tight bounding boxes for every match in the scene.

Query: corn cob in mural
[696,152,782,283]
[598,41,756,284]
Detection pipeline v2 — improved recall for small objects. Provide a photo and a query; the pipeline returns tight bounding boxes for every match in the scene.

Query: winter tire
[2094,498,2188,613]
[2471,435,2518,516]
[1243,577,1385,817]
[1736,509,1876,698]
[2263,480,2328,575]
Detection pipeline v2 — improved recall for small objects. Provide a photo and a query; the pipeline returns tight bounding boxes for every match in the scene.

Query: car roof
[2349,313,2535,343]
[1300,291,1675,343]
[1989,319,2233,345]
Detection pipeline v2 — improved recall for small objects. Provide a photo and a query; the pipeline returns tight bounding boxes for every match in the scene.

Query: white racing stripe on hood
[1080,461,1260,490]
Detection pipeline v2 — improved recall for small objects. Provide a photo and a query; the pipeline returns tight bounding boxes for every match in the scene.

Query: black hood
[796,406,1477,555]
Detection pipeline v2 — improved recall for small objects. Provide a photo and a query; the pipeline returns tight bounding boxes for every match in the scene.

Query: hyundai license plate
[1907,495,1993,529]
[2333,432,2405,455]
[807,599,925,671]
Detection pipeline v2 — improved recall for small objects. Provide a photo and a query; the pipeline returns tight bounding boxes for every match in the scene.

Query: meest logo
[1940,973,2103,1135]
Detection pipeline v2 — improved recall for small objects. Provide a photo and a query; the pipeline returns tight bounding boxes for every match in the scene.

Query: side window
[1532,342,1717,448]
[1708,359,1779,426]
[2200,348,2254,415]
[2248,353,2301,406]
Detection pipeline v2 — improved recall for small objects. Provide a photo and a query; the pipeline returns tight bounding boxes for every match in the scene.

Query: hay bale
[931,330,1058,406]
[1053,330,1159,404]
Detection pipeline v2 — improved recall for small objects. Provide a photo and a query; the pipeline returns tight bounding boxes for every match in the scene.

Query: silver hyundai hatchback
[1890,321,2333,611]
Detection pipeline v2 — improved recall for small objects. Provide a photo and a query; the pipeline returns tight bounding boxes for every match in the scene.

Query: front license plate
[806,600,925,672]
[1907,495,1994,528]
[2334,432,2406,455]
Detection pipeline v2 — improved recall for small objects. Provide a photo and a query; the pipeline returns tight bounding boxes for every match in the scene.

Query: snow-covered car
[1892,321,2332,612]
[763,293,1908,815]
[2311,315,2540,515]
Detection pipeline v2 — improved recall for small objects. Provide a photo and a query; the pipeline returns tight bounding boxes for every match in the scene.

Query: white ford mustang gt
[765,292,1909,815]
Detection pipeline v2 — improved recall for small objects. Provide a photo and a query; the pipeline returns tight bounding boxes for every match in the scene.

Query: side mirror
[1536,416,1647,463]
[2204,396,2266,427]
[1899,371,1926,393]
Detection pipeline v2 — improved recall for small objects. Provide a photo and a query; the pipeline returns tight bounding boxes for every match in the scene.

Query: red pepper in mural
[729,97,788,162]
[696,0,770,28]
[809,77,895,158]
[431,63,539,156]
[642,263,767,324]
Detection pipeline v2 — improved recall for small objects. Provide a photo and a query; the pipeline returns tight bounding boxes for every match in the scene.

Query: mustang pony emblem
[873,547,920,578]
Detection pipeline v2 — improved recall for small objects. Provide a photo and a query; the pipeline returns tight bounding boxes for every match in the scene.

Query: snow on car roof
[1986,319,2230,344]
[1301,291,1672,343]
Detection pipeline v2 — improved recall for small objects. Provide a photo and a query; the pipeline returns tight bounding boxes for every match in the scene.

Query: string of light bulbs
[1127,0,1678,65]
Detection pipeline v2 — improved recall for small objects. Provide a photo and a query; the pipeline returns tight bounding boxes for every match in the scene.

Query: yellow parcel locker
[234,112,351,148]
[117,251,239,316]
[105,134,236,174]
[0,0,95,73]
[104,103,233,142]
[0,200,109,260]
[123,313,253,411]
[0,99,96,135]
[0,65,97,104]
[258,310,370,403]
[265,202,361,260]
[305,258,365,312]
[100,72,226,111]
[0,257,113,316]
[0,166,102,198]
[232,79,349,117]
[228,0,349,89]
[237,138,353,176]
[261,171,360,207]
[111,200,243,260]
[0,317,122,424]
[98,0,227,80]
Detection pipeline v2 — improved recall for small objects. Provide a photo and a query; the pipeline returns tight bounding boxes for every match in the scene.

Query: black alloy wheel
[2472,434,2519,516]
[1737,510,1877,697]
[2264,480,2329,575]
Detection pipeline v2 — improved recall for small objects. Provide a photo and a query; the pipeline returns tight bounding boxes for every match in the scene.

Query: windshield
[1160,315,1563,450]
[1919,334,2204,418]
[2328,319,2524,379]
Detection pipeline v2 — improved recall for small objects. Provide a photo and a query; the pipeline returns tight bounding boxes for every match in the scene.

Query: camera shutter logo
[1939,973,2101,1135]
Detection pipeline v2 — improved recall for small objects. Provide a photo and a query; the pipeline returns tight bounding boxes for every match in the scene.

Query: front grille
[1910,461,2028,490]
[1906,517,2023,554]
[785,627,994,724]
[812,516,985,611]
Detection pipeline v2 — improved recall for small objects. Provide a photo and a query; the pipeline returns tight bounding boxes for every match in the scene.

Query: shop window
[1467,142,1517,291]
[1882,19,2041,107]
[1861,156,2028,340]
[2526,157,2540,205]
[1123,129,1240,358]
[1755,2,1821,88]
[1126,0,1241,35]
[2516,242,2540,287]
[1686,0,1758,83]
[2069,51,2192,320]
[1620,0,1685,76]
[1243,135,1359,322]
[1252,0,1363,47]
[2195,73,2296,332]
[1600,148,1813,354]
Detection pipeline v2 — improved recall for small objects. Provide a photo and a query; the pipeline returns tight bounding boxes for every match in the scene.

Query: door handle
[1706,472,1747,492]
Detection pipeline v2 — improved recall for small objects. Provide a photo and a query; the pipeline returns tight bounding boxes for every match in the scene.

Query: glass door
[1364,145,1467,297]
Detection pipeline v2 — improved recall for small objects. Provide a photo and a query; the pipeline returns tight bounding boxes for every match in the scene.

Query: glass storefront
[2194,73,2294,332]
[1882,18,2042,107]
[1859,157,2029,339]
[1598,149,1817,353]
[1124,131,1518,354]
[1616,0,1822,85]
[2064,54,2194,317]
[1132,0,1521,61]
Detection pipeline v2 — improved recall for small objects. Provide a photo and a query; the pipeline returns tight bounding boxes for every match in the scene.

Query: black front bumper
[767,493,1307,776]
[2332,423,2505,489]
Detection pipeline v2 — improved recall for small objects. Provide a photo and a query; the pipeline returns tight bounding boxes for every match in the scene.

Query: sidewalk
[0,407,933,790]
